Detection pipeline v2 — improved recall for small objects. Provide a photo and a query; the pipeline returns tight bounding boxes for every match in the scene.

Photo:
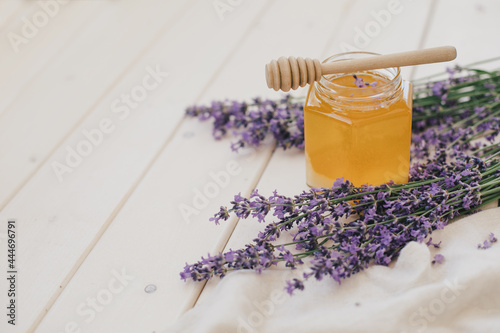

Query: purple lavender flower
[209,206,230,225]
[426,237,441,248]
[432,254,445,264]
[353,74,366,88]
[484,83,496,90]
[431,81,449,101]
[285,279,304,295]
[352,74,377,88]
[478,233,498,249]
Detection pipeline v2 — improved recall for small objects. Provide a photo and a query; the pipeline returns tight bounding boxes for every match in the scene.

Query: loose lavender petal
[432,254,445,265]
[478,233,497,249]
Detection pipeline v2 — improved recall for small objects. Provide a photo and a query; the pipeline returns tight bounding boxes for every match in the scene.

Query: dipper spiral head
[265,57,322,92]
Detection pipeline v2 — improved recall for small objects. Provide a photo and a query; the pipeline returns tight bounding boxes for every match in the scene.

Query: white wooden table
[0,1,499,332]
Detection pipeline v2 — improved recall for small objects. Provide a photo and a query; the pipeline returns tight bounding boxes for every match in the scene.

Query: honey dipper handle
[322,46,457,75]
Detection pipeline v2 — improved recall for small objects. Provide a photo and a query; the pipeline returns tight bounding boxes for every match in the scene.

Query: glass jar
[304,51,413,188]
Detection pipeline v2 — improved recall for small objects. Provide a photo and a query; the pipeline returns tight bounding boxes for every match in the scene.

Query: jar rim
[315,51,403,110]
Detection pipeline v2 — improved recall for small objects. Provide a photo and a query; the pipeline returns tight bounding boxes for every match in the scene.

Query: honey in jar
[304,52,412,188]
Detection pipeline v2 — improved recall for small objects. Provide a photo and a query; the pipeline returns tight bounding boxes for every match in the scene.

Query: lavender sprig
[186,96,304,151]
[353,74,377,88]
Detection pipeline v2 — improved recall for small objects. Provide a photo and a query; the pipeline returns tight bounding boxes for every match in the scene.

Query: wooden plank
[413,0,500,79]
[195,0,435,306]
[0,1,104,116]
[0,1,197,331]
[34,1,357,332]
[0,1,273,332]
[321,0,435,80]
[0,0,191,210]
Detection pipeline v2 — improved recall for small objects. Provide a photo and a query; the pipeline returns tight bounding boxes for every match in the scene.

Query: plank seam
[409,0,439,81]
[189,143,276,310]
[319,0,356,59]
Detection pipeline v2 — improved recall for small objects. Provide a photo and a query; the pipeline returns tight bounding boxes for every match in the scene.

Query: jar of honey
[304,52,413,188]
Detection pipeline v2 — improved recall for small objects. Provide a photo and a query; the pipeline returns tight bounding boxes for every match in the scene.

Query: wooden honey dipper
[265,46,457,92]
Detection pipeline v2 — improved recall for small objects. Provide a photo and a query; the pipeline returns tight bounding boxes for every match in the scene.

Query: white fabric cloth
[167,207,500,333]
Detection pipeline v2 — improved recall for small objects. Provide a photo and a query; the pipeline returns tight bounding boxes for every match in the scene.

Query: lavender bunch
[185,96,304,151]
[181,152,500,293]
[412,66,500,127]
[412,67,500,159]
